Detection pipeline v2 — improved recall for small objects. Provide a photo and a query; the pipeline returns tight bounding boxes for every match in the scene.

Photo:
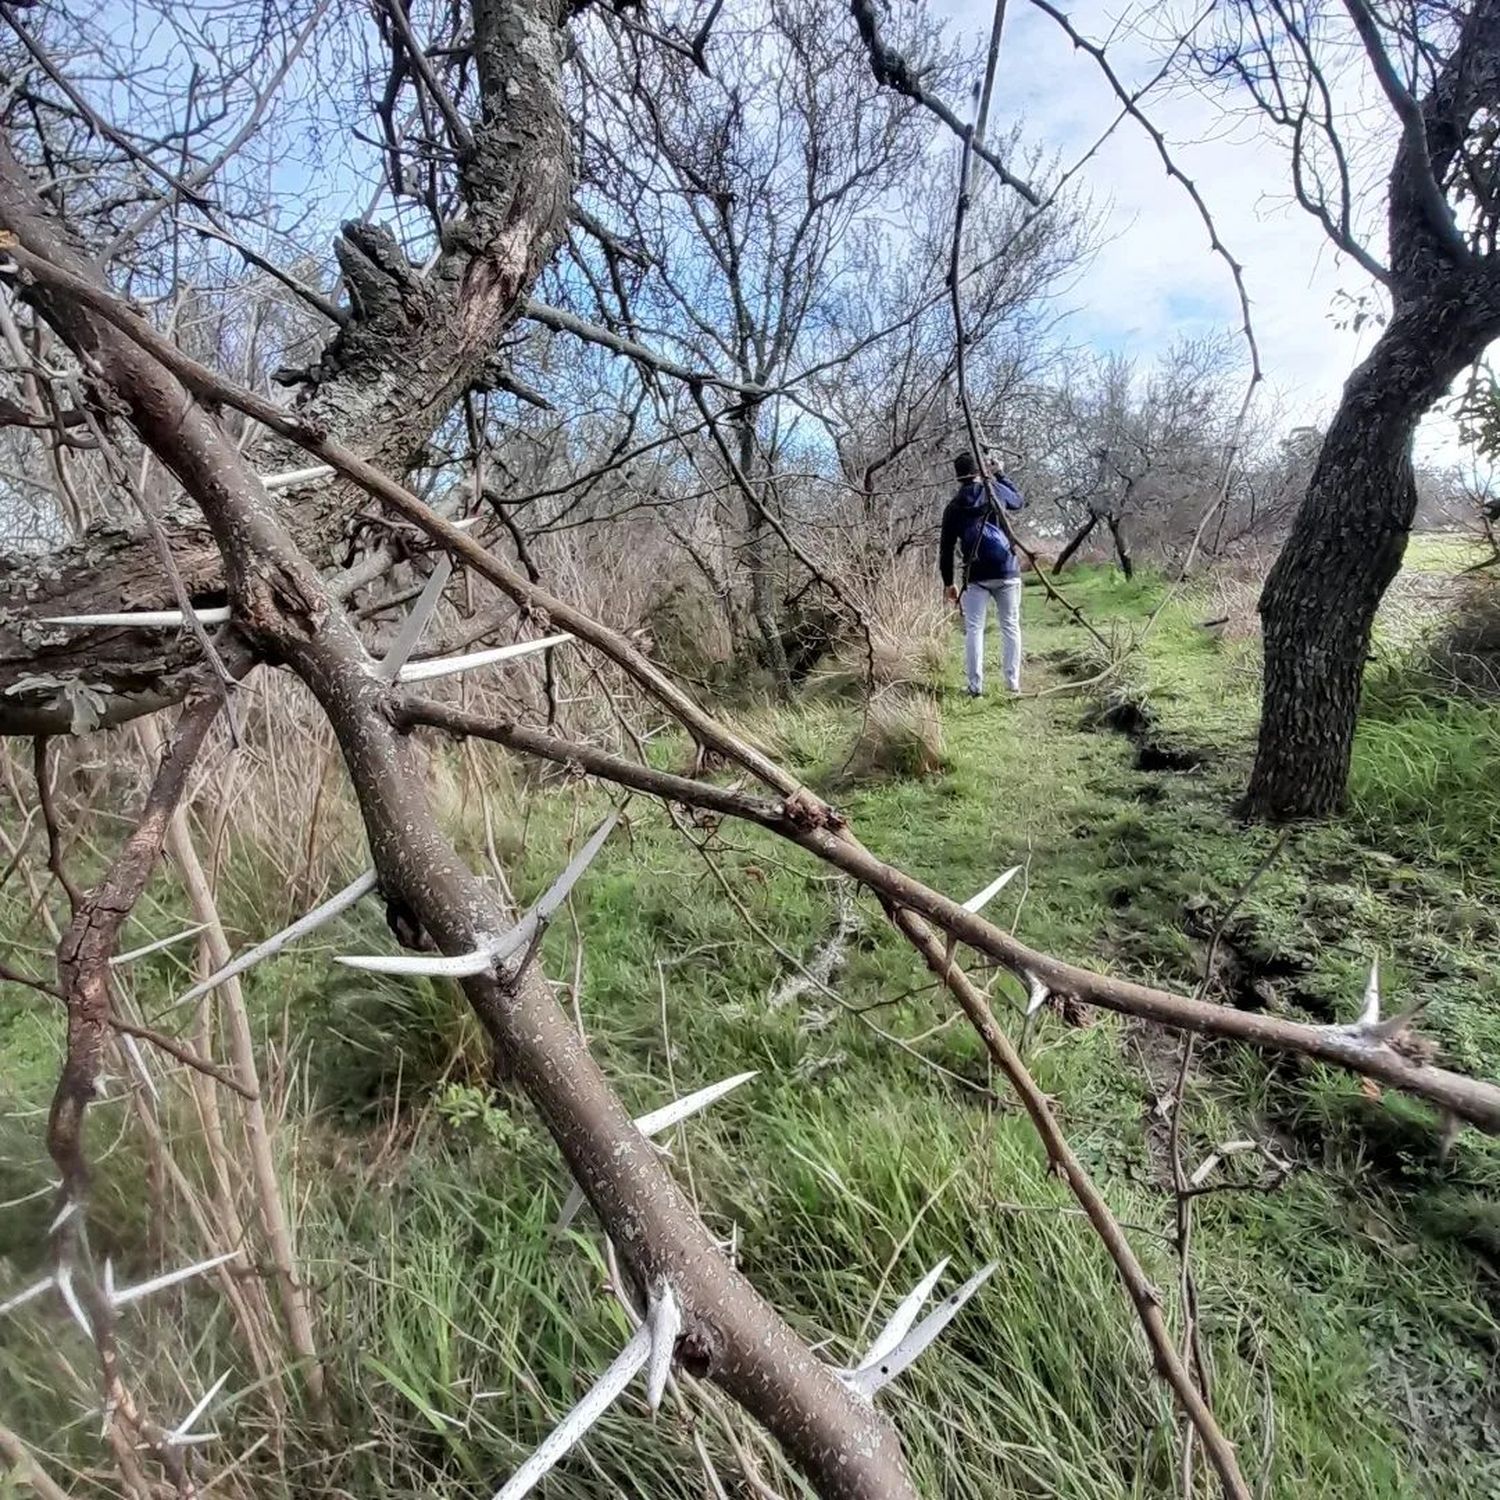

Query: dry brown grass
[837,687,948,784]
[823,557,950,691]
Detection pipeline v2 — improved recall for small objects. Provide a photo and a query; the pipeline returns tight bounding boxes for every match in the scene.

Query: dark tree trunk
[737,409,791,693]
[1106,513,1134,579]
[1052,511,1099,573]
[1245,289,1500,818]
[1245,0,1500,819]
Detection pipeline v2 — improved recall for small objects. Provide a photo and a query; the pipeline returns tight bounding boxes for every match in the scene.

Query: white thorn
[103,1259,114,1305]
[855,1258,950,1375]
[169,868,378,1009]
[1369,1000,1427,1042]
[397,633,572,683]
[48,1198,81,1235]
[507,810,618,936]
[334,945,503,978]
[0,1276,55,1318]
[554,1183,588,1231]
[558,1070,758,1229]
[39,608,232,628]
[342,812,619,979]
[109,923,209,966]
[633,1071,759,1138]
[1188,1152,1222,1188]
[168,1370,232,1444]
[491,1323,651,1500]
[961,865,1022,914]
[1359,957,1380,1028]
[1025,973,1049,1017]
[110,1249,240,1309]
[375,555,453,682]
[119,1033,160,1104]
[845,1261,997,1400]
[55,1265,93,1339]
[645,1281,681,1412]
[259,463,335,491]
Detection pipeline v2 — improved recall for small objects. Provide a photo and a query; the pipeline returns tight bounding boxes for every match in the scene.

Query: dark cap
[953,452,978,480]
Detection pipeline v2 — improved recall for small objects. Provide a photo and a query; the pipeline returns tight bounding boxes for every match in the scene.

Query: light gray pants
[962,578,1022,694]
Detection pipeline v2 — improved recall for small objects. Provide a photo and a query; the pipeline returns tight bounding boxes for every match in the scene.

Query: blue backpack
[955,481,1015,580]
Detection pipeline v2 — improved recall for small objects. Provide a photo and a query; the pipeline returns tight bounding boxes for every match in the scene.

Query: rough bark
[737,407,792,692]
[3,87,919,1500]
[1246,292,1498,817]
[1246,0,1500,818]
[1106,511,1134,579]
[0,0,570,735]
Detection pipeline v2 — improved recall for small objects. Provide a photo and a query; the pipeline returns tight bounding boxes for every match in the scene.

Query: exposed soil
[1084,692,1212,774]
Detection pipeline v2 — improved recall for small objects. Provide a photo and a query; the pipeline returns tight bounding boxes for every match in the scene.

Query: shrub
[836,688,948,783]
[1424,573,1500,699]
[824,558,950,691]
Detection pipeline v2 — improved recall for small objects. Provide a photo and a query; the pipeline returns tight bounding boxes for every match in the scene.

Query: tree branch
[395,697,1500,1134]
[1341,0,1472,265]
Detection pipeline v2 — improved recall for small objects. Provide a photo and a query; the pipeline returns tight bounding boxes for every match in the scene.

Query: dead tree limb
[396,699,1500,1134]
[2,119,919,1500]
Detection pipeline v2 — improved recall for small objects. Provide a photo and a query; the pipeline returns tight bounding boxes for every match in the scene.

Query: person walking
[939,451,1026,697]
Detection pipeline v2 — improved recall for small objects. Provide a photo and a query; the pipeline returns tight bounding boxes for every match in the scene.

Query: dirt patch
[1181,894,1315,1015]
[1136,741,1209,773]
[1083,692,1214,775]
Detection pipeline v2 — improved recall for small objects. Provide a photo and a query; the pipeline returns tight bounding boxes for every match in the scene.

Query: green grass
[2,561,1499,1498]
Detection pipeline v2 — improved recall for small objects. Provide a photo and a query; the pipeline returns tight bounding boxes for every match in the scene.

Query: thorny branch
[395,698,1500,1132]
[8,221,1492,1112]
[47,689,223,1497]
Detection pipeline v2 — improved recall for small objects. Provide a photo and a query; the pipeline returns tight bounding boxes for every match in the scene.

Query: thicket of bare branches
[1,3,1497,1499]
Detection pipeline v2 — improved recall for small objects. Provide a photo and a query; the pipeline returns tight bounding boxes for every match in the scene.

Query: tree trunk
[1106,513,1134,579]
[737,409,791,692]
[1245,290,1500,818]
[1052,511,1098,573]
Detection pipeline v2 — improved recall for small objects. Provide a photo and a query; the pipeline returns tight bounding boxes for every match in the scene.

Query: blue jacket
[940,477,1025,585]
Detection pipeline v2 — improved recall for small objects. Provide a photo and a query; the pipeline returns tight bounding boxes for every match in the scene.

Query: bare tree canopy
[2,4,1499,1499]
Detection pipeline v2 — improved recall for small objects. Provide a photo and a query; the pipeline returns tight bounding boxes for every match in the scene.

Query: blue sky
[935,0,1473,467]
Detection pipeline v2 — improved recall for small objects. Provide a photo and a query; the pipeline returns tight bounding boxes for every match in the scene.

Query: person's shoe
[965,687,983,699]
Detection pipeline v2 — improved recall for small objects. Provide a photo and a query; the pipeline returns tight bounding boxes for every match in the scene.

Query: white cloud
[935,0,1470,465]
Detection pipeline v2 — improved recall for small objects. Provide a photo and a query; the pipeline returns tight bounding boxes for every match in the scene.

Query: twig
[0,1417,70,1500]
[376,0,475,157]
[893,909,1251,1500]
[46,693,222,1496]
[32,736,80,913]
[107,1016,258,1100]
